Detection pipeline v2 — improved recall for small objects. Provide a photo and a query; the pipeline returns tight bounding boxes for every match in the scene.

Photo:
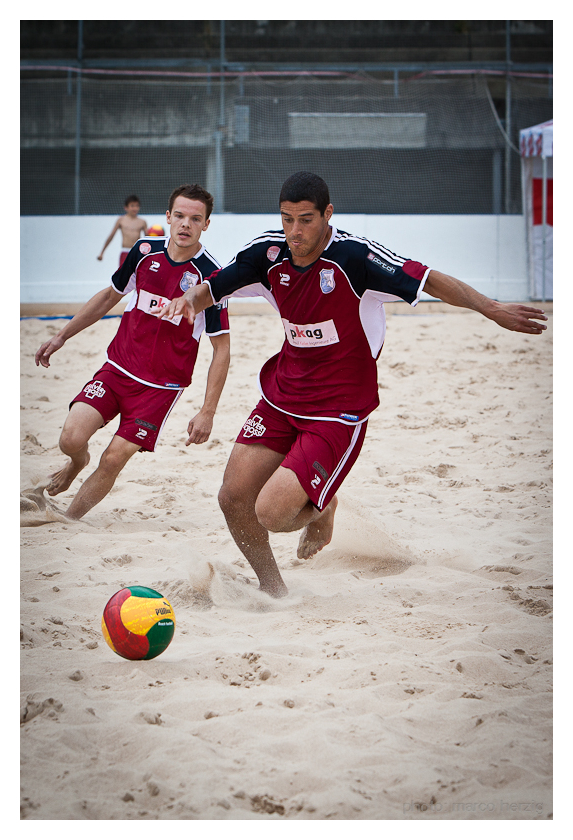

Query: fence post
[504,20,512,214]
[74,21,83,215]
[217,20,225,212]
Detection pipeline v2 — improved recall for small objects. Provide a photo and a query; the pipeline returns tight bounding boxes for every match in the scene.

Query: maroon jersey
[206,227,429,422]
[107,237,229,389]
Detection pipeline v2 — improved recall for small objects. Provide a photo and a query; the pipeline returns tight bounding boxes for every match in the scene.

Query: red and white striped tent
[520,119,553,300]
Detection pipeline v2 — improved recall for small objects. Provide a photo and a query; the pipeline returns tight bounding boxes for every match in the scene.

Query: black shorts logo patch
[312,461,329,481]
[135,418,158,431]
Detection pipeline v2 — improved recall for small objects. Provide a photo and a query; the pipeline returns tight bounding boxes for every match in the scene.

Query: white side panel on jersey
[208,280,279,313]
[359,290,388,359]
[122,289,137,312]
[192,310,207,341]
[357,269,429,358]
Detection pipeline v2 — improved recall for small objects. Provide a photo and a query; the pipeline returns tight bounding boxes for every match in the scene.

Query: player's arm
[423,269,548,335]
[97,218,121,260]
[186,332,231,445]
[156,240,272,324]
[154,281,215,326]
[35,286,124,368]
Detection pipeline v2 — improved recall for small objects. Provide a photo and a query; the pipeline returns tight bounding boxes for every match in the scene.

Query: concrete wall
[20,213,529,306]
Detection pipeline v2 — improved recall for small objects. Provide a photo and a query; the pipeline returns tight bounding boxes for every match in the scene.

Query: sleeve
[205,237,274,304]
[362,245,431,305]
[204,299,230,336]
[111,241,143,294]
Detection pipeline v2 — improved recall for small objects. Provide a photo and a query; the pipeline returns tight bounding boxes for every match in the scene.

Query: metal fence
[21,68,552,216]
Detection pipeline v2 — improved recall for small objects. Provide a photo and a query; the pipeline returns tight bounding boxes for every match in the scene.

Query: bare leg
[218,444,288,597]
[65,435,140,520]
[255,467,338,559]
[296,496,338,560]
[47,403,105,496]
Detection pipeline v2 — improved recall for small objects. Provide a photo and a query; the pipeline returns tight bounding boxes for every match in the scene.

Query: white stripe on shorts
[317,422,364,509]
[152,389,183,451]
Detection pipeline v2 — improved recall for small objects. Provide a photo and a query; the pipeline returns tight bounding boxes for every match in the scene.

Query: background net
[21,70,552,216]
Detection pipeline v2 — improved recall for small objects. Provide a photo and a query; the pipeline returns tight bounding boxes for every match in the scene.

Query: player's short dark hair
[168,184,214,218]
[279,172,331,215]
[124,195,140,206]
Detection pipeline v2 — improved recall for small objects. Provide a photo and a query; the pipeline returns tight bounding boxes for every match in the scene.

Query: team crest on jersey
[139,242,152,254]
[319,268,336,294]
[267,246,281,262]
[180,271,199,291]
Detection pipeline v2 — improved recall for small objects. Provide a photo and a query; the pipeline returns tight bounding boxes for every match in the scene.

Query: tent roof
[519,119,553,158]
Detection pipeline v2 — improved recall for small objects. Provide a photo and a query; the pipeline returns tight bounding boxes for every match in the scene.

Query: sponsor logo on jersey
[242,414,267,438]
[180,271,199,291]
[339,413,360,422]
[137,289,183,325]
[319,268,336,294]
[149,260,160,272]
[267,246,281,262]
[83,380,106,400]
[367,252,396,274]
[282,318,339,348]
[139,242,152,254]
[279,273,290,286]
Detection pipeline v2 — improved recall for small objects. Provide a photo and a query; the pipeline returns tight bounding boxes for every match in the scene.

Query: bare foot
[297,496,338,560]
[46,452,90,496]
[259,577,288,599]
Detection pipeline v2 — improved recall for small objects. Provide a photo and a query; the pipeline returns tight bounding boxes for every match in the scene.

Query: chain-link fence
[21,69,552,216]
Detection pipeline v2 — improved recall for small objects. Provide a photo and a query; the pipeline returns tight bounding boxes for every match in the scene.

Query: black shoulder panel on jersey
[192,249,220,280]
[210,230,287,299]
[325,233,377,297]
[326,229,423,303]
[111,238,166,293]
[198,248,222,272]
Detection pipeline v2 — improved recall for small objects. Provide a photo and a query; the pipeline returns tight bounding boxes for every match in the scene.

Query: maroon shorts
[71,363,183,452]
[119,249,130,267]
[236,399,368,510]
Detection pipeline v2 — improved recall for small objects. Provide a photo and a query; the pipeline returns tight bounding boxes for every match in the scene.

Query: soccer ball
[101,586,175,660]
[146,224,165,236]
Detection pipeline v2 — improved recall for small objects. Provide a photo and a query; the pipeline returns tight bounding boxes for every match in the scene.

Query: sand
[20,302,552,821]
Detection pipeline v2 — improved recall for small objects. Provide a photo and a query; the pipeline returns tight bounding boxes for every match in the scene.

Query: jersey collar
[164,236,205,264]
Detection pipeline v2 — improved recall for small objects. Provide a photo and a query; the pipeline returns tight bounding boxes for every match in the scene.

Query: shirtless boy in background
[97,195,148,266]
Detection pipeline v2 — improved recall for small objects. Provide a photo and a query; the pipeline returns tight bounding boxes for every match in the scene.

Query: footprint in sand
[20,695,64,724]
[20,482,69,527]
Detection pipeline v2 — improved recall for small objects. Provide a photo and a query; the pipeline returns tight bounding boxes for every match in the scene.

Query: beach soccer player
[35,184,230,521]
[97,194,148,266]
[155,171,547,598]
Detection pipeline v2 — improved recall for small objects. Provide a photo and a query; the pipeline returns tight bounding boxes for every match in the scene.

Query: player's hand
[152,293,197,326]
[35,335,65,368]
[185,410,214,445]
[97,255,103,261]
[490,303,548,335]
